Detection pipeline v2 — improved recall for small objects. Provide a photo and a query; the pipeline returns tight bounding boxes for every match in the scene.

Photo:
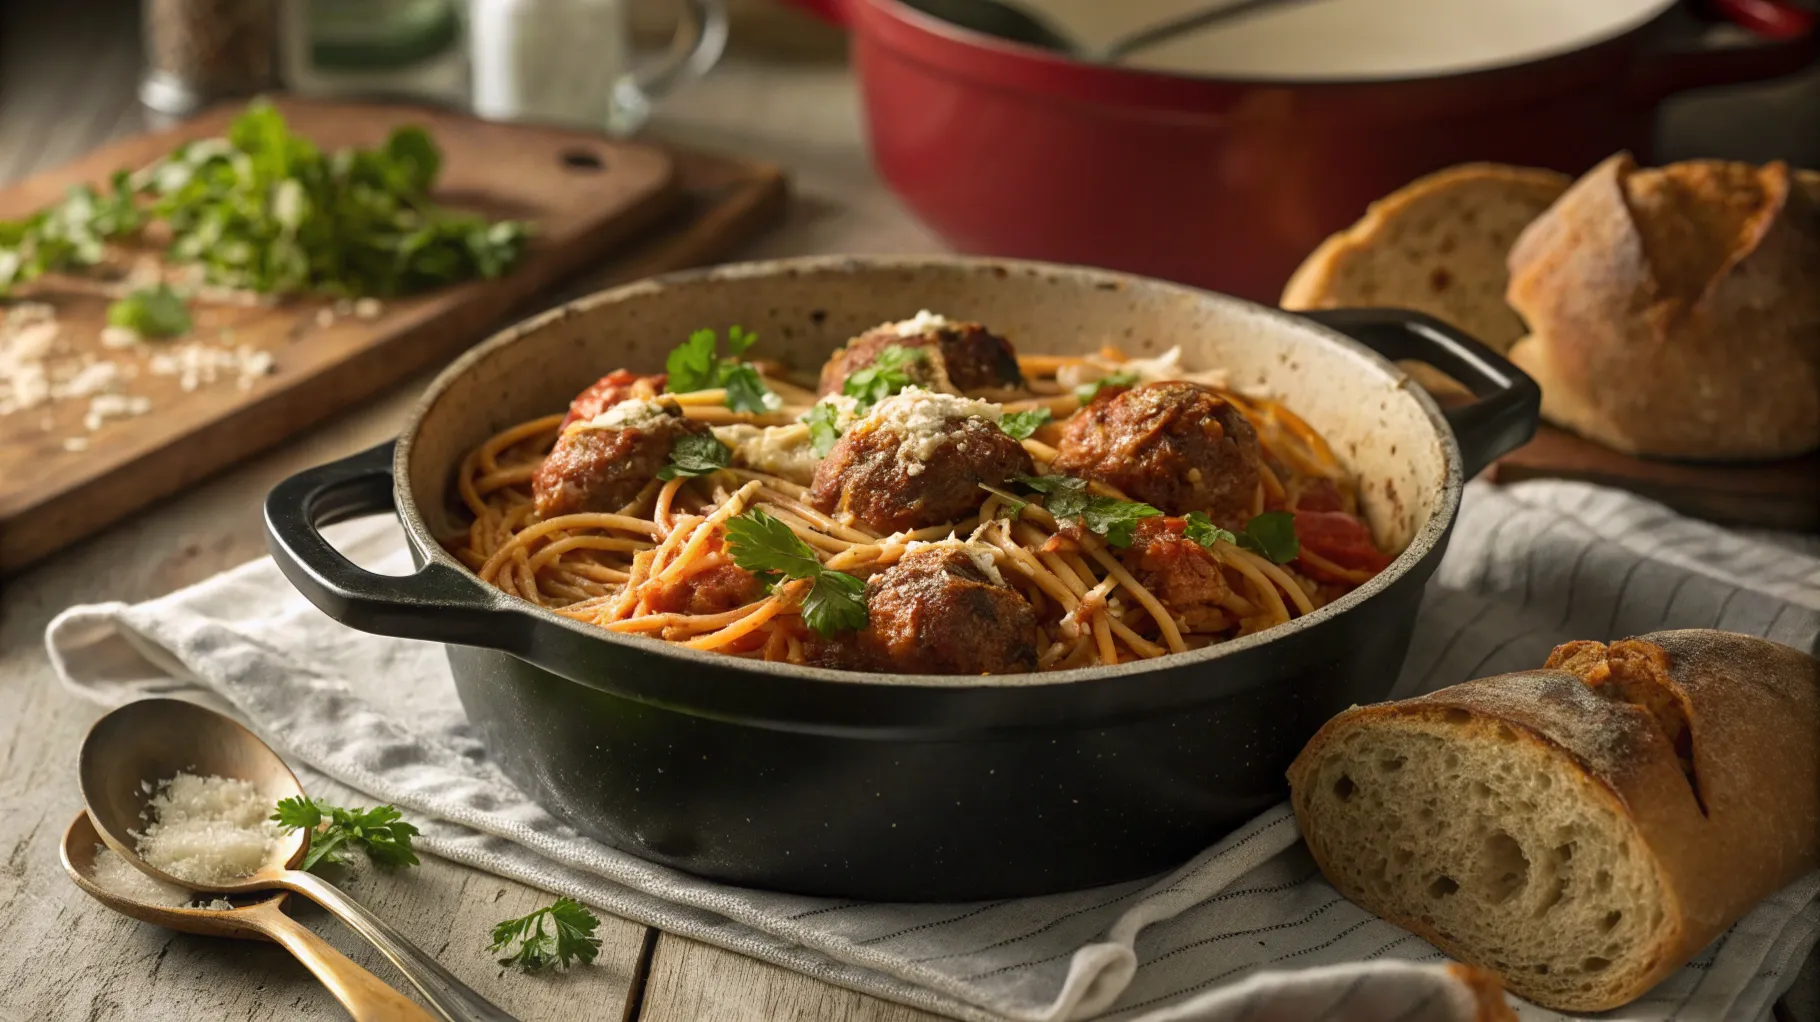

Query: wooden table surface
[2,2,1817,1020]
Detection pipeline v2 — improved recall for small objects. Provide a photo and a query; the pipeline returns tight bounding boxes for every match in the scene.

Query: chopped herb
[997,407,1051,441]
[0,172,142,292]
[805,400,843,456]
[657,432,732,480]
[664,326,777,414]
[1014,473,1161,548]
[106,284,191,338]
[1183,509,1301,564]
[1074,369,1138,404]
[271,797,420,872]
[841,345,925,413]
[489,898,602,972]
[722,509,868,635]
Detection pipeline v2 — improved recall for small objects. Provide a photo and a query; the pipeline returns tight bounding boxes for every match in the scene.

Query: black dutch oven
[264,256,1539,901]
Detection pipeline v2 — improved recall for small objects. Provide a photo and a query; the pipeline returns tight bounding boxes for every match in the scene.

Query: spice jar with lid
[140,0,280,116]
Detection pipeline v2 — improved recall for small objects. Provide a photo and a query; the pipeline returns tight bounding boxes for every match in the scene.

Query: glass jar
[140,0,279,115]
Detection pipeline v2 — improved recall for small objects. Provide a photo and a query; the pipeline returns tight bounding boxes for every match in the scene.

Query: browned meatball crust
[1052,381,1262,525]
[1121,517,1232,634]
[817,321,1023,396]
[643,562,764,616]
[813,548,1037,675]
[531,413,707,518]
[807,417,1033,534]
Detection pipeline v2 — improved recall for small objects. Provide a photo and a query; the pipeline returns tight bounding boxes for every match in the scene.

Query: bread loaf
[1287,629,1820,1012]
[1281,163,1570,353]
[1506,154,1820,459]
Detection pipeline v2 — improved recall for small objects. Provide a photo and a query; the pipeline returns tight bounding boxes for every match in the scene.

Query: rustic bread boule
[1505,154,1820,459]
[1287,629,1820,1013]
[1280,163,1571,353]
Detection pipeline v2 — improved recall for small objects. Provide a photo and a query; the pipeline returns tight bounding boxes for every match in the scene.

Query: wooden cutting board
[0,98,785,572]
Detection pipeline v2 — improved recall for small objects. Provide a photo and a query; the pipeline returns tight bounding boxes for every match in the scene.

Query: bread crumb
[62,436,90,452]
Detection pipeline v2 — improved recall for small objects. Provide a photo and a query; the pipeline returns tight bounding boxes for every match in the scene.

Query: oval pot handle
[264,441,526,649]
[1627,1,1817,100]
[1299,308,1541,480]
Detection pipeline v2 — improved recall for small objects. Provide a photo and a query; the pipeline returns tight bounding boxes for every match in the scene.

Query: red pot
[782,0,1817,302]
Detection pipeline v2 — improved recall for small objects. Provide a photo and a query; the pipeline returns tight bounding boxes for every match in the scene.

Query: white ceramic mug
[469,0,727,135]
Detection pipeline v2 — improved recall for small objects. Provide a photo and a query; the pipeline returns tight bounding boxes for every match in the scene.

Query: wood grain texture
[638,936,948,1022]
[0,97,680,571]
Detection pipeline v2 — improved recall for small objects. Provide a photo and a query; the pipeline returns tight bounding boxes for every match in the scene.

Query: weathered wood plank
[636,935,951,1022]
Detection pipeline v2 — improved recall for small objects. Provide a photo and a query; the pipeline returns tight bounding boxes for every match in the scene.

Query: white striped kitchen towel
[47,480,1820,1022]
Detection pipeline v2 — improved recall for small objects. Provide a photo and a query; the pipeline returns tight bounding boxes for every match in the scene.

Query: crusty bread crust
[1288,629,1819,1012]
[1281,163,1570,353]
[1506,155,1820,459]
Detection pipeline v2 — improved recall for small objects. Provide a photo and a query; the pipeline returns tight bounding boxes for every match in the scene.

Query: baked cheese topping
[582,397,675,431]
[713,423,820,484]
[903,537,1006,586]
[852,387,1002,476]
[886,309,953,337]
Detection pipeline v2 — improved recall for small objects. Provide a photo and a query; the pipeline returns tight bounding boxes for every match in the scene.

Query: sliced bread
[1280,163,1570,353]
[1287,629,1819,1012]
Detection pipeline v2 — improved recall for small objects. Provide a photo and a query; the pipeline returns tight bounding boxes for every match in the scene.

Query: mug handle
[1298,308,1542,480]
[609,0,731,134]
[263,440,528,648]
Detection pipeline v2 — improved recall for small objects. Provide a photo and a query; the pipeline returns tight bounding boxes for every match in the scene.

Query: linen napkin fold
[47,480,1820,1022]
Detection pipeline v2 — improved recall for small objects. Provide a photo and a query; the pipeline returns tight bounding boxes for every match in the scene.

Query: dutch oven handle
[1299,308,1541,480]
[264,441,528,649]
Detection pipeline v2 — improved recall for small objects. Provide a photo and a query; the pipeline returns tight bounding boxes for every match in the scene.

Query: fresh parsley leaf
[657,432,732,480]
[1182,511,1238,550]
[0,174,144,293]
[489,897,602,972]
[1012,473,1160,548]
[664,326,777,413]
[841,345,925,413]
[994,494,1028,521]
[805,401,843,456]
[106,284,191,337]
[722,509,868,636]
[1236,510,1300,564]
[271,796,421,873]
[1074,369,1138,404]
[998,407,1051,441]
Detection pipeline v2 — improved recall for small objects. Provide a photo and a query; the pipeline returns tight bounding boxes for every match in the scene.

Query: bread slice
[1288,629,1819,1012]
[1281,163,1570,353]
[1506,154,1820,459]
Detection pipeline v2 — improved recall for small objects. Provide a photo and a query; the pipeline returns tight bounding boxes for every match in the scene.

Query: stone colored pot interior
[402,256,1452,617]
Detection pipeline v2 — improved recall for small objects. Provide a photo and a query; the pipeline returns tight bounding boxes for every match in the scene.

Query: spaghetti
[446,332,1392,674]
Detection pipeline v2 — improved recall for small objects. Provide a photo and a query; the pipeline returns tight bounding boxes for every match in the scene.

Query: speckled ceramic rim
[393,254,1464,689]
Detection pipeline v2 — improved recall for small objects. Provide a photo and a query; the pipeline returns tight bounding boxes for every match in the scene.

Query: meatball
[1120,517,1232,634]
[532,402,706,517]
[643,563,765,615]
[1052,381,1262,525]
[559,369,667,430]
[817,317,1023,396]
[807,393,1033,534]
[813,547,1037,675]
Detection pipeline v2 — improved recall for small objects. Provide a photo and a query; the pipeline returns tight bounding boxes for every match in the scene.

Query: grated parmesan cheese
[583,397,675,432]
[90,846,194,908]
[132,772,283,886]
[850,387,1002,477]
[903,536,1006,586]
[885,309,952,338]
[84,393,152,431]
[148,343,276,393]
[0,303,59,415]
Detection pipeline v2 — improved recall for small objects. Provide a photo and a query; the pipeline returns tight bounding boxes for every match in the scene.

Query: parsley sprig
[722,509,868,635]
[0,172,142,292]
[271,797,421,872]
[658,432,732,480]
[842,345,925,413]
[489,898,602,972]
[665,325,777,414]
[1074,369,1138,403]
[997,407,1051,441]
[805,401,844,456]
[107,284,191,338]
[1183,509,1301,564]
[1015,474,1160,548]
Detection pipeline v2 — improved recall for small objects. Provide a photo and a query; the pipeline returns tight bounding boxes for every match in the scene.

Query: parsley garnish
[1074,369,1138,403]
[107,284,191,337]
[665,325,776,414]
[841,345,925,413]
[805,400,843,456]
[1015,474,1160,548]
[271,797,421,872]
[657,432,732,480]
[489,898,602,972]
[722,509,868,635]
[0,172,142,293]
[998,407,1051,441]
[1183,509,1301,564]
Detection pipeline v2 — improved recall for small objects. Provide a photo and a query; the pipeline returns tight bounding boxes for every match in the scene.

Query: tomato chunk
[559,369,667,430]
[1293,510,1391,581]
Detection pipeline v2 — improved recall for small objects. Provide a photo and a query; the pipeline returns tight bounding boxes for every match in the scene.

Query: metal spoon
[78,698,517,1022]
[900,0,1320,63]
[61,810,436,1022]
